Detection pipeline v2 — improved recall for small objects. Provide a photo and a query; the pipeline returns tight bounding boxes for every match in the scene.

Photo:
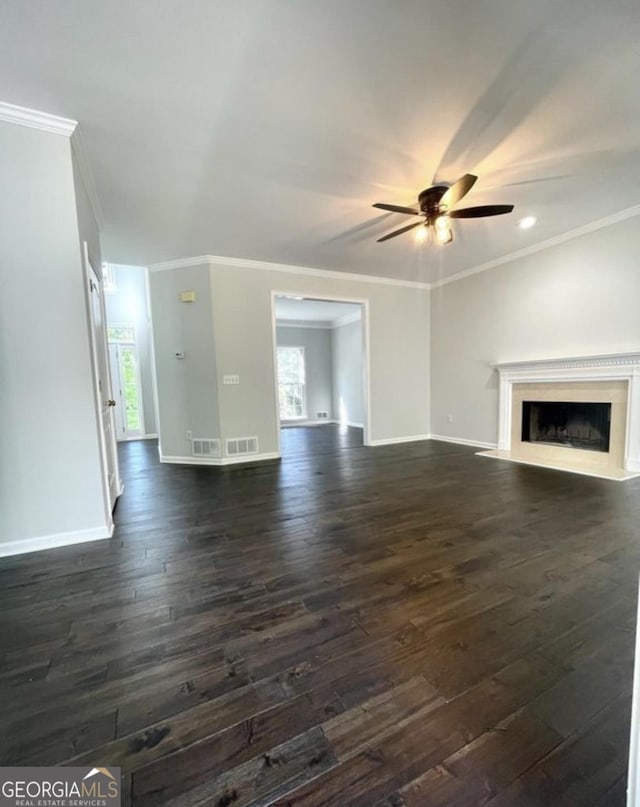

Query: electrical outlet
[447,413,454,423]
[186,430,192,439]
[223,375,240,385]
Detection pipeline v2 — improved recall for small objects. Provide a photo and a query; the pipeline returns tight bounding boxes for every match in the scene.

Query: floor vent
[317,411,329,419]
[226,436,259,457]
[191,437,221,458]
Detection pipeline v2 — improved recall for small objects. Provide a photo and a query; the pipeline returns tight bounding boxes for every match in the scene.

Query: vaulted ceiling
[1,0,639,283]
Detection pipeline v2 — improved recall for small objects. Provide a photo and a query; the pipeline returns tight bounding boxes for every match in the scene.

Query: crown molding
[431,203,640,290]
[148,253,432,290]
[0,101,77,136]
[275,309,362,330]
[148,255,212,271]
[71,127,105,229]
[143,204,640,292]
[276,318,332,330]
[333,309,362,328]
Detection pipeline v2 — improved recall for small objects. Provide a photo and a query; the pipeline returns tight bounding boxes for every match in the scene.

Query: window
[102,263,116,294]
[107,325,135,342]
[107,325,144,438]
[119,345,142,432]
[277,346,307,420]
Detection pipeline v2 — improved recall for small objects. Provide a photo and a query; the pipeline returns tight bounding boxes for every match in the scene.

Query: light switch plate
[223,375,240,385]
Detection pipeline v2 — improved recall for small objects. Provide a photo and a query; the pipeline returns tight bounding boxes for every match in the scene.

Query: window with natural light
[108,326,143,436]
[277,346,306,420]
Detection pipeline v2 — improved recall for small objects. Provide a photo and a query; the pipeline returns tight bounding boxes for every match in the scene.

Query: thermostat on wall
[180,290,196,303]
[175,351,185,359]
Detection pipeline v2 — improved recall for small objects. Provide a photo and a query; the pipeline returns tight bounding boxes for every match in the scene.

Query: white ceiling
[275,297,361,325]
[1,1,639,284]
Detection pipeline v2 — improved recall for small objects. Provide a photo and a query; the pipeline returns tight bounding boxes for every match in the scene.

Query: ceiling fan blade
[377,220,425,242]
[373,203,420,216]
[440,174,478,209]
[449,204,514,219]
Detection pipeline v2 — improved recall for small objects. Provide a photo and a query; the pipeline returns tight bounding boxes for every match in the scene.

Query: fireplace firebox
[521,401,611,453]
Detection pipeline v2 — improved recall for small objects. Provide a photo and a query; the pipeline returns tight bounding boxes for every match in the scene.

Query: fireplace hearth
[521,401,611,453]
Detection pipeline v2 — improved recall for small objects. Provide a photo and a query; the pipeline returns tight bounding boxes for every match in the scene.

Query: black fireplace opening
[521,401,611,453]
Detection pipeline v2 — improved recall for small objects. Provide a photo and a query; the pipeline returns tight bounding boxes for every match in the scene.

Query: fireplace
[521,401,611,453]
[477,352,640,480]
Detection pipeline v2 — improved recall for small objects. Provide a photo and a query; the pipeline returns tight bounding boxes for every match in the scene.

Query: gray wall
[431,215,640,445]
[150,260,431,458]
[149,264,220,458]
[0,121,106,548]
[105,264,158,435]
[276,325,333,421]
[210,263,430,451]
[332,319,364,426]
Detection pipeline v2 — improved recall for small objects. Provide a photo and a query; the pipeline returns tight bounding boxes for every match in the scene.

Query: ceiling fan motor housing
[418,186,448,222]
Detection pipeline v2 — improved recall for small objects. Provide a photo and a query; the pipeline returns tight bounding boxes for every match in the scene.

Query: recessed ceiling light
[518,216,537,229]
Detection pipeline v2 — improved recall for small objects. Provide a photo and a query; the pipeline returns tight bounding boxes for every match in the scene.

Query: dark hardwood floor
[1,425,639,806]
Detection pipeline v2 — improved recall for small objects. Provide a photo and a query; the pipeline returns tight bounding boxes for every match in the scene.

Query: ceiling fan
[373,174,514,244]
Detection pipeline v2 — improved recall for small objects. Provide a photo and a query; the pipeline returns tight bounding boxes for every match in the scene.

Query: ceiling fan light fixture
[414,224,428,243]
[373,173,512,244]
[518,215,537,229]
[434,216,453,244]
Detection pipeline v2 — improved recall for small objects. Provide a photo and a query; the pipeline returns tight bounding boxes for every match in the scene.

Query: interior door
[85,246,120,510]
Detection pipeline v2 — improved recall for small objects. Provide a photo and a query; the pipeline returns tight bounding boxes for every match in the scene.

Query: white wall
[149,263,220,458]
[431,215,640,445]
[276,325,333,421]
[0,121,107,551]
[150,259,431,459]
[332,318,364,427]
[104,264,158,436]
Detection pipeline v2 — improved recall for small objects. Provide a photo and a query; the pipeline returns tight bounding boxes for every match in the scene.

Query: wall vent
[191,437,221,458]
[226,436,259,457]
[317,411,329,419]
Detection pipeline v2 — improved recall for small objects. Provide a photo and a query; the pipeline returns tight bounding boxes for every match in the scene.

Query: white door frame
[269,290,372,455]
[108,327,147,440]
[83,242,122,525]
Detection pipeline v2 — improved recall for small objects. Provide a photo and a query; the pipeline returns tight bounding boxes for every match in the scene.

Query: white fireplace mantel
[494,352,640,473]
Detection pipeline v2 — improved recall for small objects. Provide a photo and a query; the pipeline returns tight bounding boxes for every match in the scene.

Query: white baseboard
[0,523,113,558]
[221,452,280,465]
[160,452,281,467]
[280,420,364,429]
[368,433,431,447]
[281,420,338,428]
[117,434,158,442]
[430,434,498,450]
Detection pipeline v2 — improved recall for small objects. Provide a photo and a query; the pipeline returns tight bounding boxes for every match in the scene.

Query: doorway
[107,326,146,440]
[271,293,371,456]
